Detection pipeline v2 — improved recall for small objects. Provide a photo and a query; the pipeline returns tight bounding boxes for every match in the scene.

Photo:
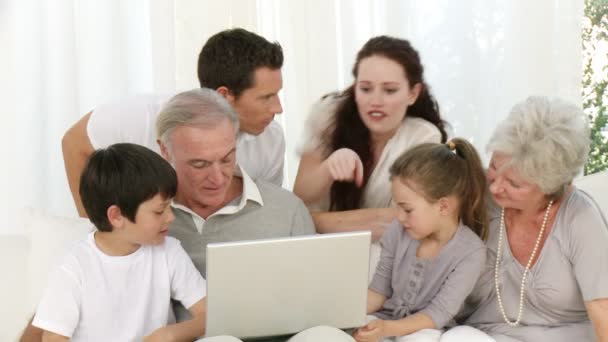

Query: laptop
[205,231,371,339]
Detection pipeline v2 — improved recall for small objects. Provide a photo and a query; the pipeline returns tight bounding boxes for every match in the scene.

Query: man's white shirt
[87,93,285,186]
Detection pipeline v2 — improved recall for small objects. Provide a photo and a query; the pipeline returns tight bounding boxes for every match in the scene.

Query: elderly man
[152,88,355,342]
[63,28,286,217]
[157,88,312,278]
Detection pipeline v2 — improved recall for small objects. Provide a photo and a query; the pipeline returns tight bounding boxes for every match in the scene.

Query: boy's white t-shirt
[32,232,206,341]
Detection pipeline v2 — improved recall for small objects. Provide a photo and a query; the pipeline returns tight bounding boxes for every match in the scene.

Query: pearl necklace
[494,200,553,326]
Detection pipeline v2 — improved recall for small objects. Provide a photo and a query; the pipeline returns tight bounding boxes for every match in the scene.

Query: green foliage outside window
[583,0,608,175]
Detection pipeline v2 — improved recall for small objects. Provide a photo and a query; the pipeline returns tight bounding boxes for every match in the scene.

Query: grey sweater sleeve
[419,246,487,328]
[369,220,401,298]
[290,198,317,236]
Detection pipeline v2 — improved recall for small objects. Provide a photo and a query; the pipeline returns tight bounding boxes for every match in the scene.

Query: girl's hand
[322,148,364,187]
[353,319,386,342]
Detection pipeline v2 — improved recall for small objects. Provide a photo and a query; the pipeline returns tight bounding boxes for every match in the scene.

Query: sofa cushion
[0,234,30,341]
[574,170,608,217]
[24,208,94,315]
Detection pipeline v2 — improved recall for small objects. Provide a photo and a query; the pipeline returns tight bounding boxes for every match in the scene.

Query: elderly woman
[444,96,608,342]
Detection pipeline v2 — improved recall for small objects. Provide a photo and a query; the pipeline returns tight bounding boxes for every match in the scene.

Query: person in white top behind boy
[32,143,233,342]
[62,28,286,218]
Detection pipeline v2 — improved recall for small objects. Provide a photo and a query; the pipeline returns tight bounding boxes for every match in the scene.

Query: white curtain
[174,0,582,189]
[0,0,582,230]
[0,0,175,227]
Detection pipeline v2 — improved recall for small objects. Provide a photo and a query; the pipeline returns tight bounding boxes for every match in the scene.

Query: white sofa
[1,171,607,341]
[0,209,94,341]
[574,170,608,215]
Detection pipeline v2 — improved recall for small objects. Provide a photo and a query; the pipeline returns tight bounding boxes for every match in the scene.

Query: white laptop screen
[205,231,371,339]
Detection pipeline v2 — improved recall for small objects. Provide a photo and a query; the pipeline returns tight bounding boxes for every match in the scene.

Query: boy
[32,143,207,341]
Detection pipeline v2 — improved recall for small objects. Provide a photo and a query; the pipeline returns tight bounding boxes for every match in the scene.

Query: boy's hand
[144,326,175,342]
[353,319,386,342]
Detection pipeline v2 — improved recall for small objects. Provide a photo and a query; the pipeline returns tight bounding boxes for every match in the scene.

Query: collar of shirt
[171,165,264,234]
[238,130,256,142]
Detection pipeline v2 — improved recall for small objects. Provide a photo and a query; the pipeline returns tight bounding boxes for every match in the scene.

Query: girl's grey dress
[460,189,608,341]
[370,220,486,329]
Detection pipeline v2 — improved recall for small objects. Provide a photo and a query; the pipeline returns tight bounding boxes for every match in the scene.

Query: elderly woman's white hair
[156,88,240,151]
[486,96,590,196]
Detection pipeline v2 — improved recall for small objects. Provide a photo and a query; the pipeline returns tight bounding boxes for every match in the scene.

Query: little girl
[354,138,488,342]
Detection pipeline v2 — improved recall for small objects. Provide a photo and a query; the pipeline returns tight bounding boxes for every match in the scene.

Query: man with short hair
[63,28,286,217]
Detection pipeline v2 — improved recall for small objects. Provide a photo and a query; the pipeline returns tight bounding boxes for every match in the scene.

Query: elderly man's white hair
[487,96,590,196]
[156,88,240,150]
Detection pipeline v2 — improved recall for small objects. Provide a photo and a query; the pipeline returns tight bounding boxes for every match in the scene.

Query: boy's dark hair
[79,143,177,232]
[197,28,283,97]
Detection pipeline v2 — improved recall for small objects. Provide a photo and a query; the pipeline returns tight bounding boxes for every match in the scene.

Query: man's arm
[19,317,43,342]
[61,112,94,217]
[144,298,207,342]
[41,331,69,342]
